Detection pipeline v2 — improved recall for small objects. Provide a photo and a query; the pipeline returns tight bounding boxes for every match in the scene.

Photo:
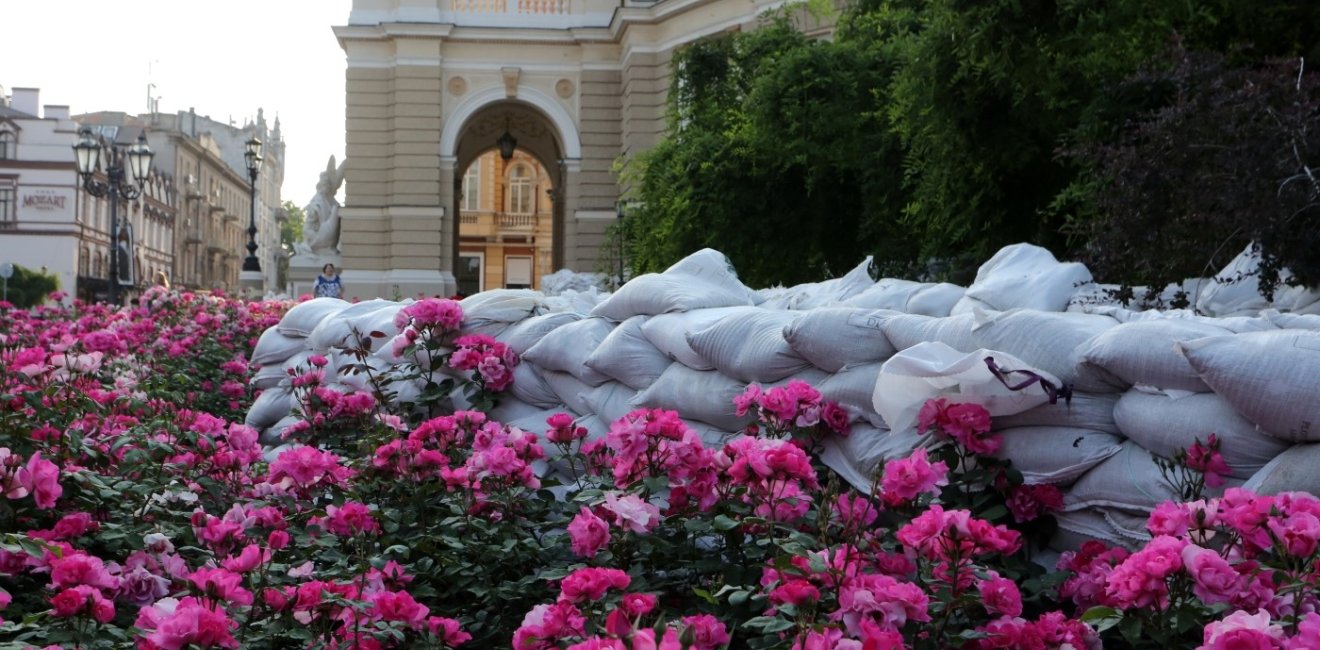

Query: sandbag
[881,313,978,353]
[489,397,553,425]
[818,363,885,428]
[307,300,400,353]
[874,342,1062,435]
[818,424,931,493]
[522,317,616,386]
[1052,509,1139,552]
[252,328,308,366]
[1180,330,1320,441]
[582,382,640,428]
[964,244,1093,312]
[508,363,566,409]
[1195,244,1271,317]
[973,310,1120,393]
[994,426,1124,486]
[1242,443,1320,495]
[1075,319,1232,392]
[686,308,811,383]
[1266,311,1320,331]
[590,249,756,321]
[1064,441,1239,513]
[250,364,289,390]
[992,392,1118,434]
[844,279,926,311]
[584,316,674,390]
[1113,389,1290,478]
[246,387,294,429]
[783,308,898,373]
[537,370,593,416]
[906,283,966,317]
[497,312,583,355]
[640,306,749,371]
[759,257,877,310]
[260,415,303,446]
[277,297,351,337]
[460,289,546,325]
[630,365,751,432]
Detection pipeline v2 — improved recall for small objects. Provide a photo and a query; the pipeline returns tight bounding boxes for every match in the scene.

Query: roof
[0,104,37,119]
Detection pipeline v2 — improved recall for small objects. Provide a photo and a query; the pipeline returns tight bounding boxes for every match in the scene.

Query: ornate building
[457,149,555,294]
[331,0,834,297]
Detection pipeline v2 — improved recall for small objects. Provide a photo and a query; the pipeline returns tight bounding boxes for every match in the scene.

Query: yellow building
[456,149,554,294]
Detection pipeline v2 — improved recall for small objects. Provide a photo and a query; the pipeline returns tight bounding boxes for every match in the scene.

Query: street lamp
[73,128,154,305]
[239,137,263,292]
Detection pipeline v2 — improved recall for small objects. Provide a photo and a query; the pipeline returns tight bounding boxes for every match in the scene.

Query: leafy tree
[1067,50,1319,296]
[1,264,59,308]
[277,201,306,290]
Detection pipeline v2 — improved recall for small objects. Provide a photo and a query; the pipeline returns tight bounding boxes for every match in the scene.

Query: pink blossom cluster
[916,398,999,455]
[879,447,948,507]
[734,380,850,437]
[449,333,520,392]
[596,408,720,512]
[394,297,465,333]
[0,447,62,509]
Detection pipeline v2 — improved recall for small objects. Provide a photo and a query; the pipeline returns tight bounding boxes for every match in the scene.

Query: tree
[2,264,59,308]
[277,201,306,290]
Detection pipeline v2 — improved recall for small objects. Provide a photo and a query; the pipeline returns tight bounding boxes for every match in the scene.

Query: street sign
[0,262,12,279]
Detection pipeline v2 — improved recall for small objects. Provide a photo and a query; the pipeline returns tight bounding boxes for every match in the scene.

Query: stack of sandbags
[246,297,350,436]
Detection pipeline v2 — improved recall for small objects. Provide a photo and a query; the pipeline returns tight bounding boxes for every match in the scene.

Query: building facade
[333,0,833,298]
[457,149,555,294]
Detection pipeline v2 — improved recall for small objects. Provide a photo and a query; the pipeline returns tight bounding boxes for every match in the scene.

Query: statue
[296,156,345,259]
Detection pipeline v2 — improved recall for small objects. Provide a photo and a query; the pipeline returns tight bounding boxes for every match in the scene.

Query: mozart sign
[17,187,75,220]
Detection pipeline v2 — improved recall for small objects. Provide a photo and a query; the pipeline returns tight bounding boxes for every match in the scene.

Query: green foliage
[626,0,1319,289]
[1,264,59,308]
[280,200,305,249]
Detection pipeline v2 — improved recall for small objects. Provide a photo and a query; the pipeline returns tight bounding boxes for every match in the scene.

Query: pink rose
[568,507,611,558]
[978,572,1023,617]
[1182,544,1243,605]
[21,452,62,509]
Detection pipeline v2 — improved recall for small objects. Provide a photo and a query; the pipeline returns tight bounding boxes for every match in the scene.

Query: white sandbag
[1074,319,1232,392]
[489,397,553,424]
[308,300,399,353]
[759,257,876,310]
[1113,389,1290,478]
[582,382,640,428]
[964,244,1093,312]
[460,289,547,324]
[783,309,898,373]
[510,363,566,409]
[686,308,811,383]
[246,387,294,429]
[277,297,351,337]
[543,287,609,315]
[496,312,583,355]
[1196,244,1271,316]
[344,302,408,353]
[818,424,932,493]
[1271,282,1320,314]
[1266,310,1320,330]
[906,283,965,317]
[590,249,756,320]
[540,370,595,417]
[844,279,926,311]
[540,269,607,297]
[1064,441,1240,512]
[1066,282,1136,313]
[335,354,394,392]
[640,306,749,370]
[992,392,1119,435]
[973,310,1120,393]
[1242,443,1320,495]
[881,313,978,352]
[259,415,303,446]
[252,328,309,366]
[522,317,616,386]
[1180,330,1320,441]
[250,364,289,390]
[818,363,885,428]
[994,426,1124,486]
[584,317,674,390]
[949,295,996,317]
[1052,509,1139,552]
[630,365,751,432]
[873,342,1062,435]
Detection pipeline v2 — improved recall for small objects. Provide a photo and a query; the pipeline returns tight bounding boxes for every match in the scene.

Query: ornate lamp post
[239,137,264,293]
[73,128,154,305]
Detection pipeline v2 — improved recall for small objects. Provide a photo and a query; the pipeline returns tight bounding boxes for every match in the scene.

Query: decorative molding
[555,78,576,98]
[447,76,469,96]
[439,85,582,160]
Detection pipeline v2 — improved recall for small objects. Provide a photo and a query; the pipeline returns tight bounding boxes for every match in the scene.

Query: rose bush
[2,290,1317,649]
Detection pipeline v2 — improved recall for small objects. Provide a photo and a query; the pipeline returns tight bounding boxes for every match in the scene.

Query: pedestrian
[314,263,343,299]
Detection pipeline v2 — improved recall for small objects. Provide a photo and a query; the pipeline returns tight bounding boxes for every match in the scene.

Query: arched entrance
[449,102,566,295]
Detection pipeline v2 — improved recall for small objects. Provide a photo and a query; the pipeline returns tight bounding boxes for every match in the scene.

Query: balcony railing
[498,212,536,228]
[458,211,543,238]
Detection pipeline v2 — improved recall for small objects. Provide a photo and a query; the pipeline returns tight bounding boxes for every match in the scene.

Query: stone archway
[445,99,575,292]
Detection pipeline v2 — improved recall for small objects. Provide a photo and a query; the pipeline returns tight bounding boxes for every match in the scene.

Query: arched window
[508,164,532,215]
[462,162,482,211]
[0,128,15,160]
[79,247,90,276]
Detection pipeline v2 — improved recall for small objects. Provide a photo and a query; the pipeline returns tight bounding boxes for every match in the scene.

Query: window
[456,252,483,296]
[0,129,14,159]
[462,163,481,212]
[508,164,532,215]
[505,255,533,289]
[0,185,14,223]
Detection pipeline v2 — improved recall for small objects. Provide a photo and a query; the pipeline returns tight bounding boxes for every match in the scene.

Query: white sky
[1,0,353,208]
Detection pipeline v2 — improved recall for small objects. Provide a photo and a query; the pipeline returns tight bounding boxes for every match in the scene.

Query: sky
[1,0,353,207]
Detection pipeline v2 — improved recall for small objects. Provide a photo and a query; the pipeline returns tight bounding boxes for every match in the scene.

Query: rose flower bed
[2,291,1320,649]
